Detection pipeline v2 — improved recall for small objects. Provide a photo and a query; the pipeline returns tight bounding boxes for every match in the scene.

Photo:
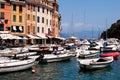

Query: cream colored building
[36,0,53,37]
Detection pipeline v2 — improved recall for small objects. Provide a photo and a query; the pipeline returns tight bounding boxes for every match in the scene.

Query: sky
[58,0,120,38]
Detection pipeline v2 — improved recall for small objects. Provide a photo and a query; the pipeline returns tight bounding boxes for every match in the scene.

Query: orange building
[25,0,39,35]
[0,0,10,31]
[49,0,61,37]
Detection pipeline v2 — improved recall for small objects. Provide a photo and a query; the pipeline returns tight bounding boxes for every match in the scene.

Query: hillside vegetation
[101,20,120,39]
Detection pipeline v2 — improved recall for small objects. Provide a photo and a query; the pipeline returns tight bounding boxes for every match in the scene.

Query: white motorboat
[77,56,113,70]
[0,57,36,73]
[76,49,98,58]
[40,53,72,63]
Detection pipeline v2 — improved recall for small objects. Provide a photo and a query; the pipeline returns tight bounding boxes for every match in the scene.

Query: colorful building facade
[10,0,26,36]
[0,0,61,39]
[0,0,10,31]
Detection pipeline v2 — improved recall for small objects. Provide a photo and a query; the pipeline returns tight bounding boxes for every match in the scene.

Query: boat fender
[32,69,36,73]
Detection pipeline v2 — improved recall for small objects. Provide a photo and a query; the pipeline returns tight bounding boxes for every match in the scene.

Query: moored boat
[40,53,72,63]
[100,52,119,59]
[76,49,98,58]
[0,57,36,73]
[77,56,113,70]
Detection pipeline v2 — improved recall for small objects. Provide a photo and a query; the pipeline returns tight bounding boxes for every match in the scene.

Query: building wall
[0,0,61,38]
[10,2,26,35]
[0,1,10,31]
[26,4,36,35]
[52,0,61,37]
[36,1,53,37]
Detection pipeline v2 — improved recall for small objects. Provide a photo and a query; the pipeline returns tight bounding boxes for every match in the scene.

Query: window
[28,4,30,10]
[37,26,40,33]
[47,9,48,14]
[33,15,35,21]
[50,10,52,15]
[0,12,4,19]
[13,5,16,11]
[13,15,16,22]
[37,16,40,23]
[33,6,35,11]
[48,28,51,34]
[42,17,44,23]
[42,27,44,33]
[19,5,22,12]
[28,26,30,34]
[1,4,5,9]
[42,7,44,13]
[50,20,52,25]
[33,26,35,34]
[38,6,40,12]
[19,16,22,22]
[46,19,48,25]
[27,14,30,20]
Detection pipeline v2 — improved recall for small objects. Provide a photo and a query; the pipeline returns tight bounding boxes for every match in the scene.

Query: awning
[19,26,23,31]
[40,36,47,39]
[67,36,78,40]
[46,33,55,38]
[37,34,47,39]
[47,35,55,38]
[13,26,17,31]
[55,37,65,40]
[22,37,27,39]
[0,33,22,39]
[27,34,40,39]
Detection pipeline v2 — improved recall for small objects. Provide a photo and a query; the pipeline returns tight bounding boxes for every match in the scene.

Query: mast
[83,9,86,39]
[105,19,108,40]
[71,13,74,36]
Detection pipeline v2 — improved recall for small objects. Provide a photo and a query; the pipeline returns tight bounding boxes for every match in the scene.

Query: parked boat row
[0,35,120,73]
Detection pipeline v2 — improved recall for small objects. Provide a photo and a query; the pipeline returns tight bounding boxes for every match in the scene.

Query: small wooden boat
[77,56,113,70]
[100,52,119,59]
[0,57,36,73]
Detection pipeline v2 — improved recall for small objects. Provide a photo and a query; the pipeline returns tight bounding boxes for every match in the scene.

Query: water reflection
[0,57,120,80]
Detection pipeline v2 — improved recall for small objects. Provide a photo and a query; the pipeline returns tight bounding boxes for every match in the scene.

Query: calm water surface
[0,57,120,80]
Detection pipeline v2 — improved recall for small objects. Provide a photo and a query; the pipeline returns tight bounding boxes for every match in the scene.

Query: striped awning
[27,34,40,39]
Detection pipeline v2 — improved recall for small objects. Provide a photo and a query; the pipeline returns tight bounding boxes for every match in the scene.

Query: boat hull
[41,54,72,63]
[0,59,35,73]
[78,57,113,70]
[100,52,119,59]
[79,62,111,69]
[79,53,97,58]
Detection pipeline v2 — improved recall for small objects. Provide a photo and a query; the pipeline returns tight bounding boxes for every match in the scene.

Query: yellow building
[10,0,26,36]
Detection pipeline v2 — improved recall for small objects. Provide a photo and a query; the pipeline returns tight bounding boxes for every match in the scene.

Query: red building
[0,1,10,31]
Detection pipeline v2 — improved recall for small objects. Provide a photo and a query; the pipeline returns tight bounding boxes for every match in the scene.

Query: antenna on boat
[91,27,94,39]
[83,9,86,39]
[105,19,108,40]
[71,13,75,37]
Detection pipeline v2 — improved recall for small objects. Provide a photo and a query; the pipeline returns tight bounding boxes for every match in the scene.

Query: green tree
[101,19,120,39]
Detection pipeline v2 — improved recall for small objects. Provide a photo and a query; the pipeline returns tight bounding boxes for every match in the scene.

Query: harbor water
[0,57,120,80]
